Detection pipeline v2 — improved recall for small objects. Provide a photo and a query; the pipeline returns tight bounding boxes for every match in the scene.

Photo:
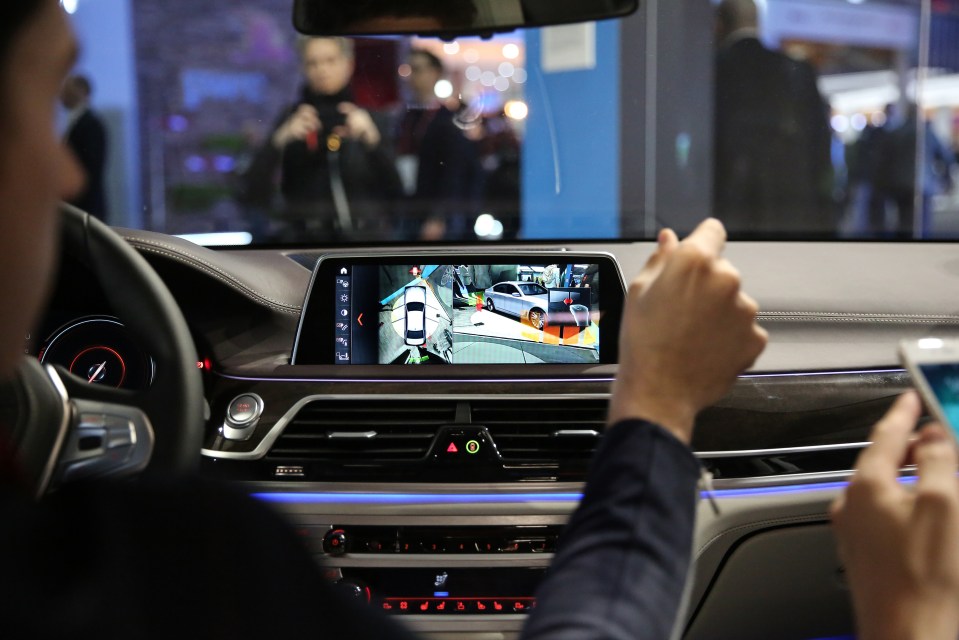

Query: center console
[199,251,627,637]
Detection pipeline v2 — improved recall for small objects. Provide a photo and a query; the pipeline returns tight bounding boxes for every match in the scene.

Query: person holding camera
[239,36,401,241]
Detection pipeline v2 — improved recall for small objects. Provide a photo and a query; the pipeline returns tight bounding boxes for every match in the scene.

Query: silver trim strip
[695,441,870,459]
[202,393,611,460]
[711,470,857,489]
[218,373,618,384]
[210,367,906,385]
[37,365,73,498]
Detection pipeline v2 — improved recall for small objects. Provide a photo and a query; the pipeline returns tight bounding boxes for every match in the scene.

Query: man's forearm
[521,419,701,640]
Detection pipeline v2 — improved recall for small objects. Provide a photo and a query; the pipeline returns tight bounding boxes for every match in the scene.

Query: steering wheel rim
[11,206,204,493]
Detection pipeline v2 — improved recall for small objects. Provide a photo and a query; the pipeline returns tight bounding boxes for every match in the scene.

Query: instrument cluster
[37,316,154,390]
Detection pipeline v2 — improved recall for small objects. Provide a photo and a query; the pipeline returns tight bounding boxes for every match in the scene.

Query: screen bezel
[292,252,626,368]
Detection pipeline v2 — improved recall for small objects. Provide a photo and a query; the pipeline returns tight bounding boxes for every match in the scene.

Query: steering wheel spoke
[50,366,155,488]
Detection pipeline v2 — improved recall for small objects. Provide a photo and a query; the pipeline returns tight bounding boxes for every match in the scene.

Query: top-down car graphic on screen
[403,285,427,346]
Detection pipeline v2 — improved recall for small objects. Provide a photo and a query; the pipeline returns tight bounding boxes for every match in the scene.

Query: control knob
[323,529,348,556]
[335,579,371,604]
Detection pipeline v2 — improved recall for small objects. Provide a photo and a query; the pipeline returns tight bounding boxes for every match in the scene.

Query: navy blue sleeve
[521,419,701,640]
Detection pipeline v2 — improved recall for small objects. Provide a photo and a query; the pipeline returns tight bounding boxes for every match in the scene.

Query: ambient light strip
[253,478,918,505]
[252,492,584,505]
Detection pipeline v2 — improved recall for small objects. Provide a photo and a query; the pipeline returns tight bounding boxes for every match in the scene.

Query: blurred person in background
[844,107,891,237]
[476,110,521,240]
[713,0,834,237]
[239,36,401,242]
[61,74,107,221]
[395,48,480,241]
[872,103,956,238]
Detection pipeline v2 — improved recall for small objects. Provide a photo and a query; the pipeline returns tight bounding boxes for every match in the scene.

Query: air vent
[475,399,608,462]
[267,399,458,461]
[698,442,869,488]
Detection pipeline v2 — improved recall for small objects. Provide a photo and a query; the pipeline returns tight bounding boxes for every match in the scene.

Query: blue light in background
[167,115,189,133]
[213,155,236,173]
[184,155,207,173]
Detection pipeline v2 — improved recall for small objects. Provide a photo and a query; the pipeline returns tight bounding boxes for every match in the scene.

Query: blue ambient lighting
[251,492,583,505]
[251,477,917,506]
[433,592,449,598]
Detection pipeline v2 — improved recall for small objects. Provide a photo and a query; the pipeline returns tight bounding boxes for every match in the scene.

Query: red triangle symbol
[447,443,458,453]
[564,297,574,305]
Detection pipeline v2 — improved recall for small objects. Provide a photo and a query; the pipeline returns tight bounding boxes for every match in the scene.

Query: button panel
[336,567,546,617]
[382,597,536,615]
[319,525,561,556]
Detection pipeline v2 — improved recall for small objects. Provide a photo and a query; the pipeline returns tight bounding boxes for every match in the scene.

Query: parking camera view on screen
[339,263,601,365]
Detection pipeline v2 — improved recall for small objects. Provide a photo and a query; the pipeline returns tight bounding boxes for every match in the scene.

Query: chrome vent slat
[269,448,427,458]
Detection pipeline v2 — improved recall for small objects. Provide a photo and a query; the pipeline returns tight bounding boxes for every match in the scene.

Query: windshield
[62,0,955,246]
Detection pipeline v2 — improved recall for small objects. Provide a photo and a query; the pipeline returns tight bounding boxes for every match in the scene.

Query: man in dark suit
[713,0,833,237]
[61,74,108,221]
[395,48,480,241]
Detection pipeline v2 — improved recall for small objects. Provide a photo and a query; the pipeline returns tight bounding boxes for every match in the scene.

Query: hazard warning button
[432,427,492,462]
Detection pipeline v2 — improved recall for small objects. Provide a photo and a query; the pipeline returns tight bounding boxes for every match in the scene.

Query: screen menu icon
[335,273,352,363]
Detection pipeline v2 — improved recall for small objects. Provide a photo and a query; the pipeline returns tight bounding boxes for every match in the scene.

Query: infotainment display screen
[293,254,625,366]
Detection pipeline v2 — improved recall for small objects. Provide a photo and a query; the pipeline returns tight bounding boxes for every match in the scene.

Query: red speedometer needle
[88,361,107,383]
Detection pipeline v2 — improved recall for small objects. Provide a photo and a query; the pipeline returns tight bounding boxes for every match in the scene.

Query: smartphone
[899,338,959,437]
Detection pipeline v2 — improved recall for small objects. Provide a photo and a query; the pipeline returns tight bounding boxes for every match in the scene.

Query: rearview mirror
[293,0,638,37]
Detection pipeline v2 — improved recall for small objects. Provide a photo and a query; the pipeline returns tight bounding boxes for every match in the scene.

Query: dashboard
[34,230,959,639]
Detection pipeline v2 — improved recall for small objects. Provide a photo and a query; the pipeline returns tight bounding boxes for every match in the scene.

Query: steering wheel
[7,206,204,496]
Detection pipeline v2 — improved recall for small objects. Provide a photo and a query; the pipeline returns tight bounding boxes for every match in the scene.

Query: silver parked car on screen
[484,281,549,330]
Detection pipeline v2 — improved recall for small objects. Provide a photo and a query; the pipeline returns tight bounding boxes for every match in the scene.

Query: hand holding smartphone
[899,338,959,438]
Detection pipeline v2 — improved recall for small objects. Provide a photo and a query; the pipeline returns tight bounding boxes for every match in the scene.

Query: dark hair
[300,0,478,34]
[0,0,45,65]
[410,48,443,74]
